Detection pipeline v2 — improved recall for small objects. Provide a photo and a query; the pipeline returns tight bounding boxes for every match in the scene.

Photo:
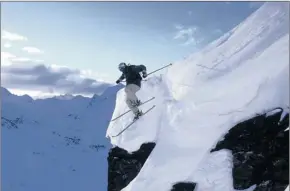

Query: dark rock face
[170,182,197,191]
[89,144,106,151]
[64,136,81,146]
[211,108,289,191]
[107,142,156,191]
[2,116,24,129]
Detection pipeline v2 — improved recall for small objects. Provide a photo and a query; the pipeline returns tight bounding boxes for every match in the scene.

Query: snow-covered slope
[106,2,289,191]
[2,85,122,191]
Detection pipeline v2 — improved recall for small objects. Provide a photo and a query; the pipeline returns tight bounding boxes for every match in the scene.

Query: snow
[106,2,289,191]
[2,85,122,191]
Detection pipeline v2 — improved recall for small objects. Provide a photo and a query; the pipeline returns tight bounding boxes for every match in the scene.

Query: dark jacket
[118,65,147,87]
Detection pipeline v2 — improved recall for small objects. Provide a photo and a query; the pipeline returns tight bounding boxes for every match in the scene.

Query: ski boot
[133,110,143,121]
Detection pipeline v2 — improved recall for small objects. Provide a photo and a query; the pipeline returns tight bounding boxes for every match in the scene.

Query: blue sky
[1,1,264,96]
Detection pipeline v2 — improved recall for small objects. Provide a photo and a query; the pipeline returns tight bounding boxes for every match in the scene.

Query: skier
[116,62,148,120]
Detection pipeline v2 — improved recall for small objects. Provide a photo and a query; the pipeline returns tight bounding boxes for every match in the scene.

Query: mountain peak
[1,87,12,97]
[54,94,75,100]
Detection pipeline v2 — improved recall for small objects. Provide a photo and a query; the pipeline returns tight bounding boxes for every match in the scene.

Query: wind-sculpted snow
[106,2,289,191]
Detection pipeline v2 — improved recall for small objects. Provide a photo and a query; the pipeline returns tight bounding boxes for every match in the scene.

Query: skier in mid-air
[116,62,147,120]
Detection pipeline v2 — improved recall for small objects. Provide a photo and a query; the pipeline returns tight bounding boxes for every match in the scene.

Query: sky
[1,1,264,98]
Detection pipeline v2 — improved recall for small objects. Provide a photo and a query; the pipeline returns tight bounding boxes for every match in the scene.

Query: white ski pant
[125,84,140,115]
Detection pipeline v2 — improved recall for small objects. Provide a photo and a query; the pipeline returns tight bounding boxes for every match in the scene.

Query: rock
[89,144,106,151]
[211,108,289,191]
[107,142,156,191]
[64,136,81,146]
[170,182,197,191]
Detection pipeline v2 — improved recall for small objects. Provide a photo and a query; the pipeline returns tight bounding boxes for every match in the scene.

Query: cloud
[2,30,28,41]
[1,52,16,59]
[1,52,16,66]
[213,29,223,35]
[174,24,184,30]
[3,88,62,99]
[174,26,197,40]
[23,46,44,54]
[174,25,201,46]
[10,57,32,63]
[3,42,12,48]
[182,37,197,46]
[80,69,111,83]
[35,59,45,63]
[1,62,113,95]
[1,51,44,65]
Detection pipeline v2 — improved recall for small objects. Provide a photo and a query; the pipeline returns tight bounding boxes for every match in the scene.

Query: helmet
[118,62,126,72]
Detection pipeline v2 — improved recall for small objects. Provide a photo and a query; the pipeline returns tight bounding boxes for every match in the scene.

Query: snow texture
[106,2,289,191]
[2,85,122,191]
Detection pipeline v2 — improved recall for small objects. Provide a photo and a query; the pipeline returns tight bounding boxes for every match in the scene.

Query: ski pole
[146,63,173,76]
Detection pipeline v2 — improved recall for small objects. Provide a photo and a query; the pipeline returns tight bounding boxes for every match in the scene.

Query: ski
[111,105,156,137]
[110,97,155,122]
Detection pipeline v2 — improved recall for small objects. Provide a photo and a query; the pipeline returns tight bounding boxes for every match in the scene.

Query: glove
[116,80,120,84]
[142,73,148,78]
